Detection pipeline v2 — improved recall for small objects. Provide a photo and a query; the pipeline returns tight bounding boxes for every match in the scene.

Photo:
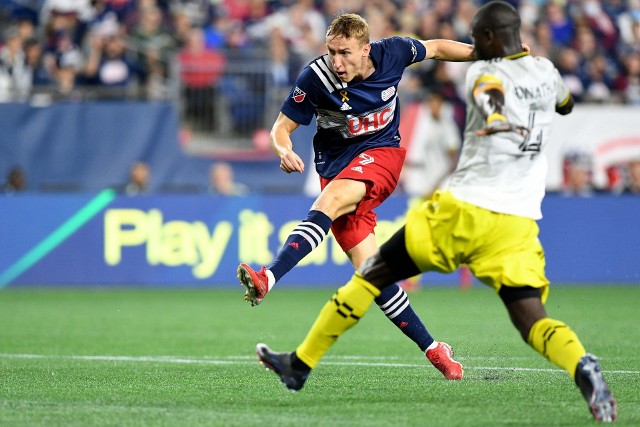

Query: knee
[358,252,391,289]
[313,194,349,218]
[358,255,377,280]
[313,186,362,218]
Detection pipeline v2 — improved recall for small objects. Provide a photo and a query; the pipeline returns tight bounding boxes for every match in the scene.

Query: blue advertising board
[0,192,407,287]
[0,193,638,287]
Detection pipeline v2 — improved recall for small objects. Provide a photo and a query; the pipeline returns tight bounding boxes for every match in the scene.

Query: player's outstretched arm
[421,39,530,63]
[422,39,475,62]
[270,112,305,174]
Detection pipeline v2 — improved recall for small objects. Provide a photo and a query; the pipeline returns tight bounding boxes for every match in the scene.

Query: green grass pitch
[1,285,638,426]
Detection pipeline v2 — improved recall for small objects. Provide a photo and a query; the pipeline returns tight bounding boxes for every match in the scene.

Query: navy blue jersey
[281,36,427,178]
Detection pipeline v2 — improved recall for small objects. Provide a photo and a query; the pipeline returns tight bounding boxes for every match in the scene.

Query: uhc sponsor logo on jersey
[347,98,396,137]
[315,98,397,138]
[292,86,306,103]
[381,86,396,101]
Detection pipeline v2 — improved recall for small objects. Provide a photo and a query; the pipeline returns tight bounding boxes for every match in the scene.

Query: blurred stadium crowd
[1,0,639,105]
[1,0,640,196]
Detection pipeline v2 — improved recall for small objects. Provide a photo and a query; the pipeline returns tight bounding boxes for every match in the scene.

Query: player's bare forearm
[279,151,305,174]
[270,134,304,174]
[423,39,475,62]
[270,113,304,173]
[270,129,293,158]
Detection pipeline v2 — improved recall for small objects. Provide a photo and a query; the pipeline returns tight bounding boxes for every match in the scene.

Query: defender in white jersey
[447,52,570,219]
[254,2,617,423]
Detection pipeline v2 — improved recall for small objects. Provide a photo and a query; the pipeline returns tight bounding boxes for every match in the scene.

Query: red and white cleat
[426,342,464,380]
[237,263,269,307]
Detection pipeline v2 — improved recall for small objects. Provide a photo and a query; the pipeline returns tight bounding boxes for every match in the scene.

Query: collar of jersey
[504,51,530,60]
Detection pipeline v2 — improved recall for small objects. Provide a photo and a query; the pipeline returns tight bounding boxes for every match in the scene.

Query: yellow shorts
[405,190,549,302]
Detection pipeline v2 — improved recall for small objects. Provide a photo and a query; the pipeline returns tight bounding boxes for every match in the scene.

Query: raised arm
[421,39,476,62]
[270,112,305,174]
[421,39,530,62]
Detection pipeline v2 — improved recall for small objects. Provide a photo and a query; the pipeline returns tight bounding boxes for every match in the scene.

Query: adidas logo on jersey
[340,102,352,111]
[351,166,363,173]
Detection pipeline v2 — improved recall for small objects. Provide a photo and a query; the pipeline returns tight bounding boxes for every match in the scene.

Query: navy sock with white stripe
[269,210,332,283]
[375,283,434,352]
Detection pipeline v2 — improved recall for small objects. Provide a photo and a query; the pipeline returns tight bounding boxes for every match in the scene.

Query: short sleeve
[280,67,320,126]
[553,67,571,108]
[379,36,427,67]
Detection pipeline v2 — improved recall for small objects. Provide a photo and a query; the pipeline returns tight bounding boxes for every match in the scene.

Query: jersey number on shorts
[359,153,375,165]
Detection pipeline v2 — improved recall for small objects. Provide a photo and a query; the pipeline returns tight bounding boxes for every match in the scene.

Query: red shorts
[319,146,406,252]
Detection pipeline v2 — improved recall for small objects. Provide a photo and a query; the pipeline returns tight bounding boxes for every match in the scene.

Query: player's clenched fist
[280,151,304,174]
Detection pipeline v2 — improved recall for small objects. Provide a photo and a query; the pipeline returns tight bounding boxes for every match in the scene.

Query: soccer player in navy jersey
[237,12,480,379]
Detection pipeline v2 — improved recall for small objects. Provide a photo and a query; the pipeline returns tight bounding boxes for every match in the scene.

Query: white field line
[0,353,637,375]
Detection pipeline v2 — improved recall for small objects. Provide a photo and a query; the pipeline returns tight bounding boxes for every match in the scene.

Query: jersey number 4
[519,111,542,154]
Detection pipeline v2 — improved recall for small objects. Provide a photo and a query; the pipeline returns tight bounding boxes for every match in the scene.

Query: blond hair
[326,13,370,45]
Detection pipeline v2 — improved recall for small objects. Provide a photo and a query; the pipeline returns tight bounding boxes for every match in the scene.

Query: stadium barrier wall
[0,193,638,288]
[0,102,311,194]
[2,103,640,195]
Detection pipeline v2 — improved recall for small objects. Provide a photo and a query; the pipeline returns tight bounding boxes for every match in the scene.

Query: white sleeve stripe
[382,292,408,315]
[316,58,340,88]
[380,286,406,311]
[386,299,410,320]
[291,230,323,249]
[320,56,347,89]
[298,221,326,239]
[310,63,337,93]
[293,223,325,245]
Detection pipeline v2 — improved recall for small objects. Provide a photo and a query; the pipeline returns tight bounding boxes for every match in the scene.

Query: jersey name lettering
[514,82,554,101]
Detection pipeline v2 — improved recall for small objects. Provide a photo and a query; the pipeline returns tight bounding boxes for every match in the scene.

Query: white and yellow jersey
[445,53,571,219]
